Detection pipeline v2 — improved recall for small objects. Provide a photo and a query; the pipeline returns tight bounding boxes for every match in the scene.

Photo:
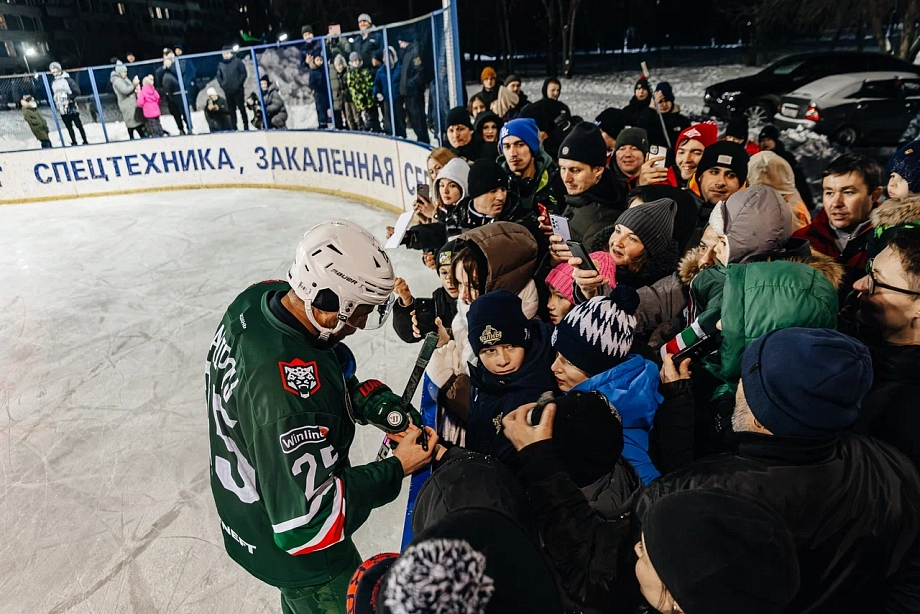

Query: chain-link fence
[0,7,461,153]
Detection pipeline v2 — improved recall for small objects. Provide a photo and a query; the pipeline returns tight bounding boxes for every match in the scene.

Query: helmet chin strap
[303,299,348,341]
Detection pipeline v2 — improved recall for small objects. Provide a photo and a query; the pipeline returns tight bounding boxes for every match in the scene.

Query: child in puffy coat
[550,286,663,484]
[465,290,558,467]
[136,75,164,137]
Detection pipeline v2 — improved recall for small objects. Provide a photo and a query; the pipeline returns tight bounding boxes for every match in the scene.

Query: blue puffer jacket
[571,355,663,484]
[468,320,558,466]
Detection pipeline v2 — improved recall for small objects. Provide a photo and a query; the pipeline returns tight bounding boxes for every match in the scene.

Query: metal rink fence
[0,7,460,153]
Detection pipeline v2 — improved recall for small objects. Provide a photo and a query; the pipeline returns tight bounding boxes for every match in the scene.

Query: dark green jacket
[23,107,49,141]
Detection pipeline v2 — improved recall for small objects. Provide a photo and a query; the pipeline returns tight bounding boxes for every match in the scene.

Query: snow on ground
[0,189,432,612]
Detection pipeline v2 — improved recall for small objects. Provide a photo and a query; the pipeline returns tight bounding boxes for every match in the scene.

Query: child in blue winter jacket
[466,290,558,466]
[550,286,663,484]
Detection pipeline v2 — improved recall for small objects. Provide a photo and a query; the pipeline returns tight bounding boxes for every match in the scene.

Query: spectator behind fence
[110,62,146,140]
[346,53,375,132]
[398,31,429,145]
[640,326,920,612]
[136,74,164,137]
[173,43,198,112]
[372,48,404,137]
[155,50,188,135]
[308,53,331,130]
[259,75,287,130]
[217,46,249,131]
[353,13,381,71]
[204,87,233,133]
[21,95,51,149]
[331,54,357,130]
[49,62,88,146]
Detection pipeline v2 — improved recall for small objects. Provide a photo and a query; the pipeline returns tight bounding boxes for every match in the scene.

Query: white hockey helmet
[288,219,396,339]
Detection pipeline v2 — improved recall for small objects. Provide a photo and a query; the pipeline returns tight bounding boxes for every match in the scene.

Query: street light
[277,33,288,42]
[23,46,36,74]
[232,44,240,51]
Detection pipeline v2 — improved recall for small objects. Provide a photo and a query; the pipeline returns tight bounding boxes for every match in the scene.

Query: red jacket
[744,140,761,156]
[792,207,875,277]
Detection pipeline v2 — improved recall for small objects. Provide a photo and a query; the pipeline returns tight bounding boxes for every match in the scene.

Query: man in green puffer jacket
[653,257,844,473]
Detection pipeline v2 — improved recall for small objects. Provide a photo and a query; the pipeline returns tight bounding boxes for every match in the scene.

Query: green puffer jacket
[714,259,841,383]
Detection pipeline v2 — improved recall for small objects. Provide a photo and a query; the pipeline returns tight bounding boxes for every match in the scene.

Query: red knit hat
[676,122,718,149]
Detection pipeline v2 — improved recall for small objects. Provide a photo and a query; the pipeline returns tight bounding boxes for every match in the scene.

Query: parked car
[702,52,920,125]
[772,72,920,146]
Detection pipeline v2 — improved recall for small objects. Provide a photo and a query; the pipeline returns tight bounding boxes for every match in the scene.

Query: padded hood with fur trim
[867,195,920,259]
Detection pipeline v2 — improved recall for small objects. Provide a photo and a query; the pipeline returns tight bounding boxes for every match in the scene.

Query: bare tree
[539,0,558,76]
[557,0,584,78]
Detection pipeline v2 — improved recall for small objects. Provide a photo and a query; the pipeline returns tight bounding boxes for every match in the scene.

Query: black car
[773,71,920,146]
[702,51,920,124]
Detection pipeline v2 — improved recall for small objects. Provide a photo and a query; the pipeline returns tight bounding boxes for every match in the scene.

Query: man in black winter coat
[155,51,188,134]
[351,13,381,73]
[398,33,429,145]
[217,46,249,131]
[759,124,815,210]
[851,228,920,469]
[638,327,920,614]
[557,122,625,248]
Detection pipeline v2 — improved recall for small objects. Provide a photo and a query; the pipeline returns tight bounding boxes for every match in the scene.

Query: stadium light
[277,33,288,42]
[232,44,240,51]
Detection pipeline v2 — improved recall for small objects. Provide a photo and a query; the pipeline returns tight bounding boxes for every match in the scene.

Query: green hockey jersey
[207,281,404,588]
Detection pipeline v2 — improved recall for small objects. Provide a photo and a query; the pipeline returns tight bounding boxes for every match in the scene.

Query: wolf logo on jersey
[279,358,322,398]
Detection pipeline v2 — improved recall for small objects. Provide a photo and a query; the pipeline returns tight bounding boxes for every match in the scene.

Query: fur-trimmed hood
[870,195,920,229]
[677,243,845,290]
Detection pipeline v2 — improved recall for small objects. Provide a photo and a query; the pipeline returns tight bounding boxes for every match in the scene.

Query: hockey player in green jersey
[207,219,438,614]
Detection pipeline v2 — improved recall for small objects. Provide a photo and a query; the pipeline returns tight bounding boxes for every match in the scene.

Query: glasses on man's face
[864,259,920,297]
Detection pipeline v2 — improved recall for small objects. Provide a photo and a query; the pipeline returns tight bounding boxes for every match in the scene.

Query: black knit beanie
[644,489,801,614]
[447,106,473,129]
[725,116,749,140]
[614,127,649,155]
[595,107,626,141]
[468,159,509,200]
[558,122,608,168]
[695,141,750,184]
[614,198,677,258]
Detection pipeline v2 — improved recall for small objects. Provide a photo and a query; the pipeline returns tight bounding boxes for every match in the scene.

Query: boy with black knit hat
[557,122,625,248]
[549,286,663,484]
[723,116,761,156]
[887,139,920,199]
[465,290,557,465]
[392,240,460,344]
[595,107,627,163]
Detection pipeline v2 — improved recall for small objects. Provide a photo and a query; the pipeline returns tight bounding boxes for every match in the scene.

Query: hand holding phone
[566,241,598,272]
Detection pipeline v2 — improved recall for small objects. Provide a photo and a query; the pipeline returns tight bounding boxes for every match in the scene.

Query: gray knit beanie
[614,198,678,257]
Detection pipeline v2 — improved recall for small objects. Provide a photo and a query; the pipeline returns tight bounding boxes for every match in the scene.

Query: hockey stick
[642,60,672,149]
[375,331,439,461]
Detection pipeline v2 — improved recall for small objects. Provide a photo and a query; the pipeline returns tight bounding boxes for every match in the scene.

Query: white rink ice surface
[0,189,441,613]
